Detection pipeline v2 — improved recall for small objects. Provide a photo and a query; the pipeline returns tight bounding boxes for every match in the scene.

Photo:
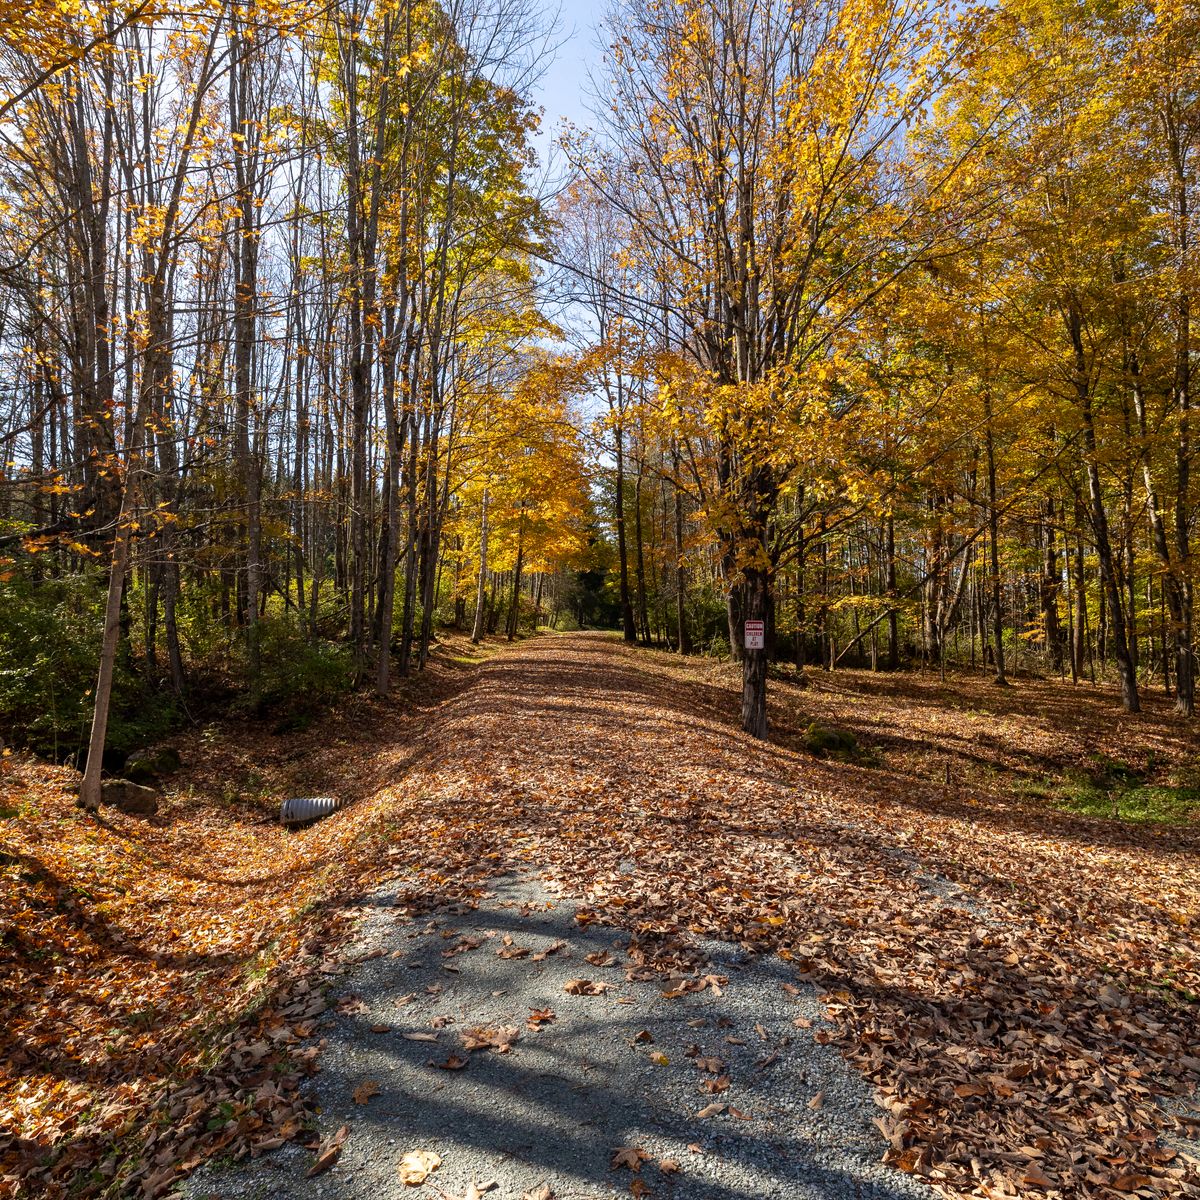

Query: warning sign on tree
[744,619,765,650]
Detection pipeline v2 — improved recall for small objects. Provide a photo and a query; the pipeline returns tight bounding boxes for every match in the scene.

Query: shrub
[232,618,355,728]
[0,572,179,763]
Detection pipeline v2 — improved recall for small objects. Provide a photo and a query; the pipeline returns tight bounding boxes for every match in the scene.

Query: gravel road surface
[185,873,926,1200]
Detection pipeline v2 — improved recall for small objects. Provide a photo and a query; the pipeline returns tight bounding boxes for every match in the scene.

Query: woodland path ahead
[187,632,1200,1200]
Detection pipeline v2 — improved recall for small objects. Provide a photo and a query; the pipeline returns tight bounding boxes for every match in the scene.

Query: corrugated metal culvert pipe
[279,796,341,825]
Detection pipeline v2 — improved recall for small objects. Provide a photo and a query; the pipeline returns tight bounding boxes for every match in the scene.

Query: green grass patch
[1059,780,1200,824]
[1008,754,1200,824]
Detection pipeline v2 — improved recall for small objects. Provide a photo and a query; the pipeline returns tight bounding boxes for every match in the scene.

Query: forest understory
[1,631,1197,1200]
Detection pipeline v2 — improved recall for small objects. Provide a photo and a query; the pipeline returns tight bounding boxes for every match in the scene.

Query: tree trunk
[471,488,490,644]
[1072,308,1139,712]
[672,451,690,654]
[983,392,1007,685]
[739,565,771,739]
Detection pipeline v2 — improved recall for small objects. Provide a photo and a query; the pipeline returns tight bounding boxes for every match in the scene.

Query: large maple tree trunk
[672,453,690,655]
[1041,498,1065,672]
[1065,301,1139,711]
[738,566,771,740]
[983,393,1007,685]
[471,489,489,644]
[885,512,899,670]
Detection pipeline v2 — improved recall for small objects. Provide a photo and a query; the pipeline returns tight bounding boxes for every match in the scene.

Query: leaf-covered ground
[2,631,1199,1199]
[0,636,496,1199]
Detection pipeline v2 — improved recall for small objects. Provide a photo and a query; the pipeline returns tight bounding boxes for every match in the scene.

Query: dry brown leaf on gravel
[398,1149,441,1185]
[611,1146,650,1170]
[564,978,611,995]
[522,1185,554,1200]
[351,1080,381,1105]
[453,1183,497,1200]
[306,1125,348,1178]
[496,945,531,960]
[461,1024,520,1053]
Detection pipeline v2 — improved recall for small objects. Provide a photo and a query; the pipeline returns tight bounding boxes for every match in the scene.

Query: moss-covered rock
[123,746,182,784]
[803,721,858,758]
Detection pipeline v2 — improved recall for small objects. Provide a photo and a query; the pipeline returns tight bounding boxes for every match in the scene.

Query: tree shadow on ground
[192,875,926,1200]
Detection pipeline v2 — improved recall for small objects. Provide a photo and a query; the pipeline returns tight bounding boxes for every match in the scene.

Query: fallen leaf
[307,1124,348,1178]
[611,1146,650,1170]
[527,1007,556,1029]
[457,1183,498,1200]
[1113,1175,1152,1192]
[398,1148,442,1186]
[461,1025,520,1053]
[352,1079,381,1105]
[1021,1165,1054,1190]
[564,978,611,995]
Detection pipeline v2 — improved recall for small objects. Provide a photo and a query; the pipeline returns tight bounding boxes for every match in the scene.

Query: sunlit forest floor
[1,631,1197,1198]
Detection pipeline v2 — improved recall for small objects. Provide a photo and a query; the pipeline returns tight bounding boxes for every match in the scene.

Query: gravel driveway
[185,874,926,1200]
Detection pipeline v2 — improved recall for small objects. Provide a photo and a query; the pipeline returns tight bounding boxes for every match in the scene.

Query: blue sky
[529,0,609,166]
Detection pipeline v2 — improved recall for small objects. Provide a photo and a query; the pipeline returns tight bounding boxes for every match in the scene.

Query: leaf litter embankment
[0,636,498,1199]
[375,633,1200,1199]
